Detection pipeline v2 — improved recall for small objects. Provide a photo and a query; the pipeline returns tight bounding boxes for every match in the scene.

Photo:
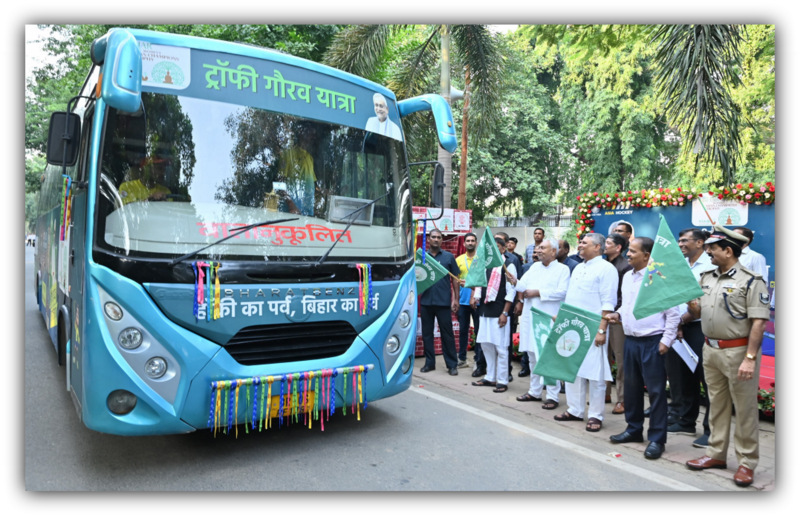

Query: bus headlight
[107,389,137,415]
[398,310,411,329]
[118,328,143,350]
[144,357,167,379]
[385,335,401,355]
[104,301,123,320]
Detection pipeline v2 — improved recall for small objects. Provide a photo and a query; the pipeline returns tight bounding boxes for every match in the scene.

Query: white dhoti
[477,315,510,384]
[527,351,562,401]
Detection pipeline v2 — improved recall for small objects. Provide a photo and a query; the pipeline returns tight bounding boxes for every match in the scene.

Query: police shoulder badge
[760,292,770,305]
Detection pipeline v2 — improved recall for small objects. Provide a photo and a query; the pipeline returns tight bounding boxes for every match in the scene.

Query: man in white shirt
[606,237,680,460]
[512,238,570,409]
[470,236,518,393]
[669,228,716,447]
[733,227,769,281]
[365,93,403,140]
[553,233,618,432]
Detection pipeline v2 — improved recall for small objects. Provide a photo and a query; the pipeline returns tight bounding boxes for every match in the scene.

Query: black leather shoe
[609,431,644,444]
[448,367,458,376]
[472,368,486,378]
[420,365,435,373]
[518,369,531,377]
[644,442,665,460]
[643,406,651,418]
[508,374,513,382]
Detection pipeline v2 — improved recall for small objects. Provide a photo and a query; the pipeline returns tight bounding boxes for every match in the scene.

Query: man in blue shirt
[419,229,461,376]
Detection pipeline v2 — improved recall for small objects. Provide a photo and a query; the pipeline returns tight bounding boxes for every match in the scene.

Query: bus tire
[57,307,69,367]
[34,271,41,307]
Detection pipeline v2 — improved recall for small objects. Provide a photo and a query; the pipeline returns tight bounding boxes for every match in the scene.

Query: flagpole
[696,196,716,226]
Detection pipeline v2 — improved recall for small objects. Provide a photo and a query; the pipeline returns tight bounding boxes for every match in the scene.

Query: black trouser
[665,321,710,434]
[420,304,458,370]
[624,334,668,444]
[457,304,480,362]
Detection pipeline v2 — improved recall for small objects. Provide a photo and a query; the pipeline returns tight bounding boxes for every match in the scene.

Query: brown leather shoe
[733,465,754,487]
[686,456,727,471]
[612,402,625,414]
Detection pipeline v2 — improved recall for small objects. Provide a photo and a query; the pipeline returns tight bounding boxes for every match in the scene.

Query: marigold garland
[573,182,775,234]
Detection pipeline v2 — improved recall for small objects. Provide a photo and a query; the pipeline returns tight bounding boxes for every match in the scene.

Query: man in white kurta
[471,237,517,392]
[513,238,570,407]
[556,233,619,431]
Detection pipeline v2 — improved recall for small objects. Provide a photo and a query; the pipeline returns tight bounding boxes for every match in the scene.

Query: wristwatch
[598,328,606,335]
[746,353,756,360]
[502,312,509,316]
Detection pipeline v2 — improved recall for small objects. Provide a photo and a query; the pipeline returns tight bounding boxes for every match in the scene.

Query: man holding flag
[606,237,680,460]
[418,229,461,376]
[513,238,570,409]
[554,233,619,432]
[469,231,517,393]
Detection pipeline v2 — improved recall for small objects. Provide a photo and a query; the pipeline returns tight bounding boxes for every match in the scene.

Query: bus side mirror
[95,29,142,113]
[397,94,457,153]
[432,163,445,208]
[46,112,81,166]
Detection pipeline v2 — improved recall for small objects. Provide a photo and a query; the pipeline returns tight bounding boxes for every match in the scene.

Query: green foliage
[460,36,571,222]
[651,25,746,183]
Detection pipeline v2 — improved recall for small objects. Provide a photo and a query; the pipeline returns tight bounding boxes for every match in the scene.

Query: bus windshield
[95,92,413,266]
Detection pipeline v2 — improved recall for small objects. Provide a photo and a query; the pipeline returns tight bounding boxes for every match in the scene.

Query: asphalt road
[22,246,744,495]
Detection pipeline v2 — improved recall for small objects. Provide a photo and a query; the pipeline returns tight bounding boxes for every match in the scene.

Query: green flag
[532,303,602,383]
[632,214,704,319]
[464,228,505,288]
[530,306,559,386]
[414,248,450,294]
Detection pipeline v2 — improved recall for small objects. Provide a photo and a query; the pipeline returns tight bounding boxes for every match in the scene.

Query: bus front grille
[222,321,358,366]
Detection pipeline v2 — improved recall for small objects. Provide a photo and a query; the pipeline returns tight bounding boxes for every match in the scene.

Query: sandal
[542,399,559,410]
[554,412,583,422]
[472,379,496,387]
[586,417,602,432]
[516,393,542,402]
[493,384,508,393]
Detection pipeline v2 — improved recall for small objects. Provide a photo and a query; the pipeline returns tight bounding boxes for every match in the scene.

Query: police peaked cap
[705,224,749,250]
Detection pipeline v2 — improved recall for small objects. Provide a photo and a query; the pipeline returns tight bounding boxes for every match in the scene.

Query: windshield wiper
[315,194,388,266]
[169,217,299,266]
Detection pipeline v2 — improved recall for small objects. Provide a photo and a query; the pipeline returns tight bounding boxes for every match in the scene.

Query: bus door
[65,107,93,401]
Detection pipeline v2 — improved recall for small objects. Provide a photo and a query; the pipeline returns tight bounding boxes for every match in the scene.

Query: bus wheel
[34,272,41,306]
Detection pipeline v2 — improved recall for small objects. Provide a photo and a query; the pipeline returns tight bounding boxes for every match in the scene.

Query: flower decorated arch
[574,182,775,235]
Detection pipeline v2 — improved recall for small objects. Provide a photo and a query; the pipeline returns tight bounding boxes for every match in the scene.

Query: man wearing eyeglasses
[669,228,716,447]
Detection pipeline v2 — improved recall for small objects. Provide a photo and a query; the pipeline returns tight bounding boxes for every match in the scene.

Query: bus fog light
[144,357,167,379]
[104,301,123,320]
[107,389,137,415]
[118,328,143,350]
[401,356,412,374]
[386,335,401,354]
[407,290,415,305]
[398,310,411,329]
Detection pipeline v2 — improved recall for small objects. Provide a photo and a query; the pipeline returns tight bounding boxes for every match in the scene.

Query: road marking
[410,386,702,491]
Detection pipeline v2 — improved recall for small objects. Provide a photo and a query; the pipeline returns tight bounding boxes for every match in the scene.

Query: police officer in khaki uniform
[684,224,770,488]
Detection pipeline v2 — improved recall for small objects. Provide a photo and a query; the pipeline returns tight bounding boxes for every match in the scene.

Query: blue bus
[35,28,456,435]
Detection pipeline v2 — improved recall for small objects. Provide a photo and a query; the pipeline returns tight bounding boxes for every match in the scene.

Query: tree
[650,25,746,184]
[323,24,504,208]
[462,34,572,222]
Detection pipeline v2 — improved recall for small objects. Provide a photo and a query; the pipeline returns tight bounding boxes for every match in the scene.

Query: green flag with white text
[532,303,602,383]
[632,214,704,319]
[464,228,505,288]
[414,248,450,294]
[530,306,559,386]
